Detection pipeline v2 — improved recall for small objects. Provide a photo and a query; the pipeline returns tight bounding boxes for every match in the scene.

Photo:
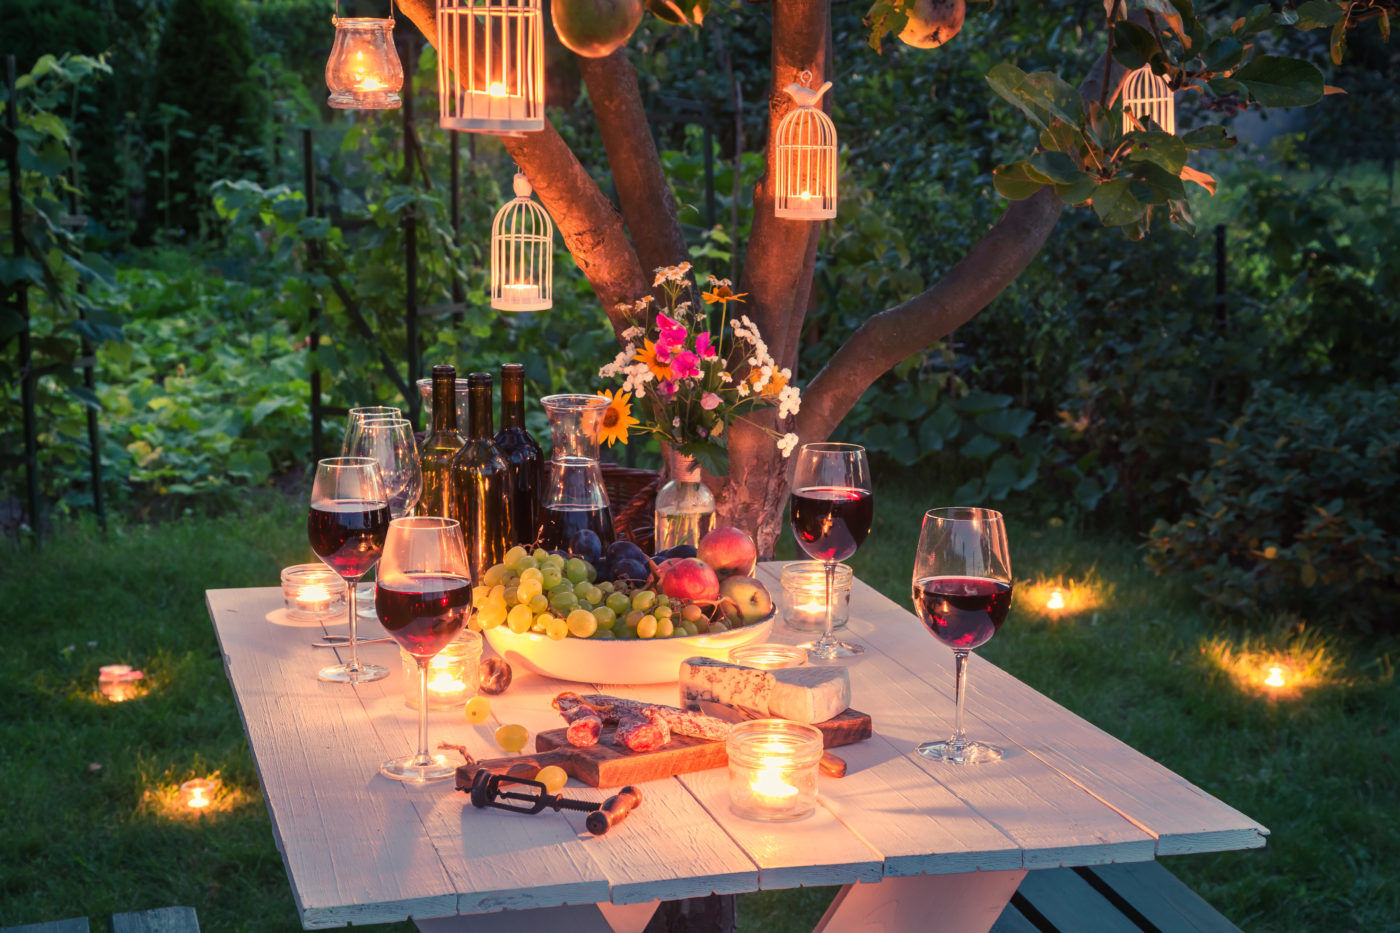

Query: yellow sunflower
[597,390,639,447]
[633,339,673,383]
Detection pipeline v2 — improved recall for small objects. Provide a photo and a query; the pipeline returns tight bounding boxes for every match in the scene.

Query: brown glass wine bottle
[451,372,514,583]
[418,365,464,519]
[493,363,543,548]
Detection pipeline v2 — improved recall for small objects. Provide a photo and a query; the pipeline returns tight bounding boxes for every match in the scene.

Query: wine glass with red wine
[308,457,392,684]
[789,443,874,660]
[376,516,473,783]
[911,507,1012,764]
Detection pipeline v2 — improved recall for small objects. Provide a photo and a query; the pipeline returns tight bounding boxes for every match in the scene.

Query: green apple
[718,576,773,626]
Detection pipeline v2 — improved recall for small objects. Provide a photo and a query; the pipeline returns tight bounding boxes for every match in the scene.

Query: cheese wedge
[678,656,850,724]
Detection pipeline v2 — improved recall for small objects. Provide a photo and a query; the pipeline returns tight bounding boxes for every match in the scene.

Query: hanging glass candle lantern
[774,71,838,221]
[437,0,546,133]
[491,172,553,311]
[325,1,404,110]
[1121,65,1175,134]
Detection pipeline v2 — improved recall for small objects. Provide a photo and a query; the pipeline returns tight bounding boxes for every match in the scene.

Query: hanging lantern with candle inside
[774,70,838,221]
[437,0,546,133]
[1121,65,1175,134]
[491,171,553,311]
[325,1,404,110]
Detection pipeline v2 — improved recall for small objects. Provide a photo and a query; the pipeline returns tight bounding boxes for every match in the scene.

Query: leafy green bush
[1145,383,1400,632]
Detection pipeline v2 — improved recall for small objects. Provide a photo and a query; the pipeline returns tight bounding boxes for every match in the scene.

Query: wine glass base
[800,638,864,661]
[917,739,1004,765]
[318,662,389,684]
[380,754,458,783]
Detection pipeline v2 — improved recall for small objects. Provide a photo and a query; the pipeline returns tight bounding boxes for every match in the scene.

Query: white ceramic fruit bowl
[482,612,776,685]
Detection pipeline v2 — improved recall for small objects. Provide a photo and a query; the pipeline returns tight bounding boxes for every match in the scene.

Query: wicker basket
[601,463,661,554]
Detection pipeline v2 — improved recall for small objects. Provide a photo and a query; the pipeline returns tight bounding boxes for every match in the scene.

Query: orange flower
[597,390,638,447]
[702,284,748,306]
[633,339,673,383]
[748,366,787,397]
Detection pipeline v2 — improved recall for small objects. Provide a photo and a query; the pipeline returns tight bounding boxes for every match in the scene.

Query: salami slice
[553,692,606,747]
[581,694,732,742]
[614,708,670,752]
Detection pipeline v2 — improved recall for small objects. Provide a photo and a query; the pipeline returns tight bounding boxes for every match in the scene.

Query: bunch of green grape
[471,546,726,640]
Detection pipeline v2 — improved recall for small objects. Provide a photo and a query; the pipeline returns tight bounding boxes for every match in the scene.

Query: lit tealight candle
[296,584,333,614]
[356,75,385,92]
[750,765,799,804]
[500,282,541,305]
[99,664,145,702]
[179,778,218,810]
[798,190,814,200]
[1264,664,1286,689]
[1046,589,1065,611]
[489,81,508,97]
[727,720,822,821]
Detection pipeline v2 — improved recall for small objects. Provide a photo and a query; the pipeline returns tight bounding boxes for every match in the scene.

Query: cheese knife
[695,700,849,778]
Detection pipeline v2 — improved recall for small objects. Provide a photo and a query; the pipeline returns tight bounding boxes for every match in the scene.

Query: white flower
[672,417,681,427]
[737,381,750,397]
[719,372,732,384]
[777,433,799,458]
[621,325,645,340]
[778,384,802,419]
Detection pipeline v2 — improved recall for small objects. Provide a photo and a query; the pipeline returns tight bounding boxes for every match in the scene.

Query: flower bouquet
[596,263,800,476]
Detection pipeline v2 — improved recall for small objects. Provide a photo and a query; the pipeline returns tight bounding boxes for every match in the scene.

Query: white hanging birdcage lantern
[1121,65,1175,134]
[774,71,838,221]
[437,0,545,134]
[491,172,553,311]
[325,1,404,110]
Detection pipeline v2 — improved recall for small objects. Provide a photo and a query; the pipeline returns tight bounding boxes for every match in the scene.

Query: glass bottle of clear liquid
[653,449,715,550]
[418,365,464,519]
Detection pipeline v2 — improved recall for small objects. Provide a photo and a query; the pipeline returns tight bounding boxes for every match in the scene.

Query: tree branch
[578,51,690,279]
[739,0,830,367]
[395,0,647,339]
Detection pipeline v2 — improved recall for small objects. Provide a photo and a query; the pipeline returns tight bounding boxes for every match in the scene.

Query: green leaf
[1294,0,1345,29]
[1129,162,1187,204]
[1202,36,1245,72]
[993,161,1048,200]
[1122,131,1188,173]
[987,63,1049,130]
[1055,175,1098,205]
[960,434,1001,459]
[953,391,1014,415]
[0,308,28,340]
[1091,178,1144,227]
[1112,22,1160,70]
[0,255,43,286]
[1233,4,1277,35]
[1182,125,1236,150]
[918,405,961,451]
[67,384,102,411]
[250,397,291,426]
[1235,55,1325,108]
[1027,151,1085,184]
[976,408,1036,438]
[681,440,729,478]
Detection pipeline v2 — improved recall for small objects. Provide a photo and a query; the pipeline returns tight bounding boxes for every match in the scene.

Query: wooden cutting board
[456,708,872,790]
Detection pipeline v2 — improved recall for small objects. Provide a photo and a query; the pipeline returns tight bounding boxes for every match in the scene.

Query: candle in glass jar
[401,632,482,710]
[281,564,346,621]
[98,664,145,702]
[179,778,218,810]
[780,561,853,632]
[727,720,822,821]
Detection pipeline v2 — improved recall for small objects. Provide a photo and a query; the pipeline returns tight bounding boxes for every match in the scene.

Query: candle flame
[751,766,798,800]
[798,191,813,200]
[489,82,507,97]
[1046,589,1065,610]
[355,76,384,92]
[426,670,466,694]
[1264,665,1286,688]
[299,584,331,604]
[188,787,210,808]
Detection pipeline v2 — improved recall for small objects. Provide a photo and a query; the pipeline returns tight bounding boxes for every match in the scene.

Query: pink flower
[701,392,721,410]
[658,379,678,397]
[670,350,701,381]
[656,313,686,344]
[695,331,717,360]
[653,339,674,364]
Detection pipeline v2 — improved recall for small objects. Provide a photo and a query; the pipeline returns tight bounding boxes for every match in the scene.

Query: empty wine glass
[376,516,473,783]
[911,507,1013,764]
[789,443,873,660]
[345,416,422,519]
[308,458,392,684]
[341,406,401,456]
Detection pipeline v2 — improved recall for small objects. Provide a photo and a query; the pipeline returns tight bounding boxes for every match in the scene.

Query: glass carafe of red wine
[537,394,615,549]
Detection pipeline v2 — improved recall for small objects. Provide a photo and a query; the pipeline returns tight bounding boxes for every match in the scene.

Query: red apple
[697,526,758,580]
[658,558,721,603]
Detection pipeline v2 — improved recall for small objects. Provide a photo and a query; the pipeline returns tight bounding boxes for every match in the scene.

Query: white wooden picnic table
[206,562,1267,932]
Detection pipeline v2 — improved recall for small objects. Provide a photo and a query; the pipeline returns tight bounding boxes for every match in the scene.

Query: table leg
[813,869,1027,933]
[416,900,657,933]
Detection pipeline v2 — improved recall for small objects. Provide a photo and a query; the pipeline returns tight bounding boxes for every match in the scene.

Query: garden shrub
[1145,382,1400,633]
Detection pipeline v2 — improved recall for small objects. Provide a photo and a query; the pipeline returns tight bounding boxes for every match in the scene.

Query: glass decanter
[537,394,615,549]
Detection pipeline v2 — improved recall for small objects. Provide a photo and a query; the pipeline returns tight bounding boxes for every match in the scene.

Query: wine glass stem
[415,659,432,766]
[344,576,362,672]
[819,560,837,648]
[951,649,970,748]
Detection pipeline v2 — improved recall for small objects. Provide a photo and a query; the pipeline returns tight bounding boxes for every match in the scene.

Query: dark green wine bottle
[418,365,464,519]
[493,363,543,548]
[451,372,514,583]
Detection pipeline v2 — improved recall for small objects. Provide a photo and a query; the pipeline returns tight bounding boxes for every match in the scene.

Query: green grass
[2,477,1397,932]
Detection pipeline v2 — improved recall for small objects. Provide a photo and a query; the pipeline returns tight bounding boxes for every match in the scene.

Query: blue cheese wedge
[679,657,774,712]
[678,656,851,724]
[769,666,850,724]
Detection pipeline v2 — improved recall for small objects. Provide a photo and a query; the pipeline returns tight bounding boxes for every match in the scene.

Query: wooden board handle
[586,785,642,835]
[820,750,848,778]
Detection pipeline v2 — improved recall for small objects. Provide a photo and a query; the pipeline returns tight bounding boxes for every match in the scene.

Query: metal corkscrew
[467,770,642,835]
